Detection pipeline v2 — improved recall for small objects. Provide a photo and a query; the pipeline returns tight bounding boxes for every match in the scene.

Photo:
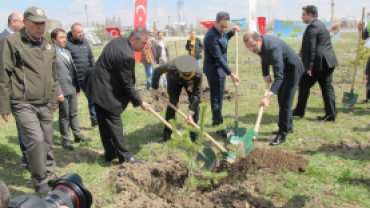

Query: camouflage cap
[24,7,49,23]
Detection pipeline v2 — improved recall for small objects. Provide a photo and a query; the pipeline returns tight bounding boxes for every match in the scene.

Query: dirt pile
[151,87,235,112]
[217,148,309,175]
[109,155,277,208]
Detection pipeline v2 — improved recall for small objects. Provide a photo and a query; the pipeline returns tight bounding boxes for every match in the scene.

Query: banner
[105,27,121,38]
[133,0,148,62]
[273,20,340,40]
[257,17,266,35]
[200,21,215,29]
[231,18,247,28]
[249,0,257,31]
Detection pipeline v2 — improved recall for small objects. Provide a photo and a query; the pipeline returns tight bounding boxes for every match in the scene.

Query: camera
[8,174,92,208]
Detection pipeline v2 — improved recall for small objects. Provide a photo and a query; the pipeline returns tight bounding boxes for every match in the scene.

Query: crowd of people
[0,4,368,200]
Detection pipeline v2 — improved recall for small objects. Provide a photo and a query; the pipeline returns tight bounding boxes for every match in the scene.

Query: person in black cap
[152,55,203,142]
[0,6,59,196]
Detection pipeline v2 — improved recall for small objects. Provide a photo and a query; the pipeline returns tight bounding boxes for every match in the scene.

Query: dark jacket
[301,19,338,72]
[258,35,305,94]
[152,60,203,112]
[55,48,80,96]
[362,28,369,40]
[0,29,11,40]
[65,32,95,81]
[0,27,59,114]
[155,40,170,63]
[85,37,142,116]
[186,37,204,60]
[203,25,235,78]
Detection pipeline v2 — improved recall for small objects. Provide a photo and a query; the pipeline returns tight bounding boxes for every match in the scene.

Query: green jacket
[152,62,203,112]
[0,28,58,114]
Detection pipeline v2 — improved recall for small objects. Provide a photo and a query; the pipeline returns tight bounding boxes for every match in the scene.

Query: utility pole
[84,5,88,27]
[331,0,334,21]
[268,6,270,30]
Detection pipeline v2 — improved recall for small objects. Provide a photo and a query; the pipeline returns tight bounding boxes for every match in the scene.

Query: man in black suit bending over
[292,5,338,122]
[243,31,305,146]
[86,27,151,164]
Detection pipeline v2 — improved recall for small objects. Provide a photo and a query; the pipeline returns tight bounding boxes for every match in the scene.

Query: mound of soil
[151,87,235,112]
[107,149,308,208]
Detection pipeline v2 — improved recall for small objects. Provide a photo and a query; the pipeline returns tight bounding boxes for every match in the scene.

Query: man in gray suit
[243,31,305,146]
[51,28,91,150]
[0,12,30,169]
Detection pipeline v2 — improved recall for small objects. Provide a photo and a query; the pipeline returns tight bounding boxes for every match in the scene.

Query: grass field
[1,32,370,208]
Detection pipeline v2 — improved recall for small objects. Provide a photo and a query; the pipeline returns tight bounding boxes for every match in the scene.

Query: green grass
[1,32,369,207]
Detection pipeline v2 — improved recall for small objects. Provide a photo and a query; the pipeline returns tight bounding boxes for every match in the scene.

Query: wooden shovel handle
[351,7,366,90]
[235,31,239,121]
[148,107,182,136]
[156,95,227,152]
[253,82,271,140]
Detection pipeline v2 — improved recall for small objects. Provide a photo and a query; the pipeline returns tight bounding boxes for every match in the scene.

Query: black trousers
[163,76,200,141]
[277,68,302,137]
[59,93,81,141]
[95,104,133,161]
[294,60,336,118]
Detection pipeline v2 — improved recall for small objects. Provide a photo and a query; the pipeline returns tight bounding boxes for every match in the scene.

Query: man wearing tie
[51,28,92,150]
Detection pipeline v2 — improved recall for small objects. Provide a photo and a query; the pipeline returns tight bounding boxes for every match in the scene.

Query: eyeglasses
[247,40,259,50]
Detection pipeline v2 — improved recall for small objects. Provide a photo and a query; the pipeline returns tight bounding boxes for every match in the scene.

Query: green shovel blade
[227,121,247,145]
[195,147,217,172]
[342,89,358,109]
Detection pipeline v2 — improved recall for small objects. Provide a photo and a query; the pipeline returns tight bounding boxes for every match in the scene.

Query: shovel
[227,31,247,145]
[342,7,365,108]
[232,82,271,157]
[156,94,242,171]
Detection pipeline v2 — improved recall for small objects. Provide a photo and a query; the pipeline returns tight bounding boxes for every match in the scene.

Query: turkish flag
[257,17,266,35]
[105,27,121,38]
[133,0,148,62]
[200,21,215,29]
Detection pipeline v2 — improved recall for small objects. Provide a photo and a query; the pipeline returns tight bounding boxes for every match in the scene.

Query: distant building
[46,20,62,31]
[341,16,358,28]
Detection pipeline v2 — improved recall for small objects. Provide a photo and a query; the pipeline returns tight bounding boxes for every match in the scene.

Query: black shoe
[292,109,304,118]
[91,118,99,127]
[35,184,51,197]
[272,129,294,135]
[270,135,286,146]
[317,115,335,122]
[62,140,74,150]
[48,176,59,187]
[74,135,92,143]
[127,157,146,164]
[216,130,227,138]
[158,132,172,143]
[362,99,370,104]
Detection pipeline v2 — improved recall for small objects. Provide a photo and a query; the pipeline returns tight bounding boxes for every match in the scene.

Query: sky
[0,0,369,29]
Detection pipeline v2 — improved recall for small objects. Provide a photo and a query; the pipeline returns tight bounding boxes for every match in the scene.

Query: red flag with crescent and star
[133,0,147,62]
[105,27,121,38]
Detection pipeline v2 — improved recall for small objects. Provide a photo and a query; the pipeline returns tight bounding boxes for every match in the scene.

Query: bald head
[243,31,263,54]
[8,12,24,32]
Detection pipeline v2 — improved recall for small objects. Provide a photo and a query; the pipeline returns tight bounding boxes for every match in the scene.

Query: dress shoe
[270,135,286,146]
[362,99,370,104]
[48,175,59,187]
[158,132,171,143]
[127,157,146,164]
[272,129,294,135]
[292,109,304,118]
[317,115,335,122]
[62,140,74,150]
[74,135,92,143]
[216,130,227,138]
[35,183,51,197]
[91,118,99,127]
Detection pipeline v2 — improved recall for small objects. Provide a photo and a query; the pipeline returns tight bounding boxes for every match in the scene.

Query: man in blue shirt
[203,11,239,137]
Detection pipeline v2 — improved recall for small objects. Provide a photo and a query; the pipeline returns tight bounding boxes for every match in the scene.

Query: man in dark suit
[243,31,305,146]
[0,11,29,170]
[86,27,151,164]
[292,5,338,121]
[51,28,92,150]
[203,11,239,137]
